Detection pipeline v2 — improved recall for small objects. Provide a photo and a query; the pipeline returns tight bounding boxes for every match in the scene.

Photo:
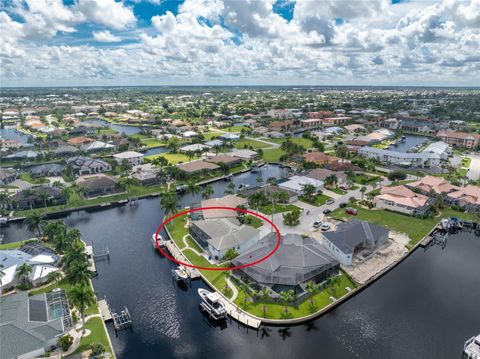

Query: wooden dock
[164,240,200,279]
[98,299,112,322]
[220,299,262,329]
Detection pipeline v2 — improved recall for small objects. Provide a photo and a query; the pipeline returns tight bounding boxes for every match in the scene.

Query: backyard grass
[0,239,37,250]
[20,173,49,184]
[185,235,204,253]
[245,215,264,228]
[258,203,300,215]
[234,139,270,149]
[71,317,112,355]
[299,194,332,206]
[145,152,193,164]
[203,132,221,140]
[261,148,286,163]
[328,205,479,248]
[353,174,382,185]
[329,188,347,195]
[140,138,166,148]
[223,126,250,133]
[461,157,472,167]
[268,137,314,149]
[166,216,189,249]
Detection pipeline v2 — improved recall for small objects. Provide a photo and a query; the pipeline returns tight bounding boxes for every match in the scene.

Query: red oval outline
[155,206,281,271]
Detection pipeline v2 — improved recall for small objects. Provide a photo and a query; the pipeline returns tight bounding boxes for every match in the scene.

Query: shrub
[90,342,106,357]
[58,334,74,351]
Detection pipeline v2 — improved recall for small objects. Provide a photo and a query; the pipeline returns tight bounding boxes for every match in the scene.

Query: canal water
[392,135,429,153]
[82,119,144,135]
[0,127,32,143]
[2,165,479,359]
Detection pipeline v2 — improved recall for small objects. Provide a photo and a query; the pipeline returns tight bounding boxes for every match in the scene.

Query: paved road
[467,154,480,180]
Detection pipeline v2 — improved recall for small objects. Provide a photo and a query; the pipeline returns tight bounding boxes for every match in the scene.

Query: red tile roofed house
[268,120,295,132]
[436,130,480,149]
[204,154,242,167]
[307,111,333,119]
[406,175,459,195]
[302,152,339,166]
[67,136,95,145]
[374,185,430,216]
[445,185,480,213]
[322,117,351,125]
[176,160,219,174]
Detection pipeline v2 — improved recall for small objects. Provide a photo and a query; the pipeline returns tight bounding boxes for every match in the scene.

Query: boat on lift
[464,334,480,359]
[151,233,166,249]
[198,288,227,320]
[172,265,189,282]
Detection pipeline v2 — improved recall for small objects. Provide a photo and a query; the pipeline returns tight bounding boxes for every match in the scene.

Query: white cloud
[74,0,136,30]
[93,30,122,42]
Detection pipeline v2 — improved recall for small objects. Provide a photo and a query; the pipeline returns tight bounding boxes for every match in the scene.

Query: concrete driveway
[467,154,480,180]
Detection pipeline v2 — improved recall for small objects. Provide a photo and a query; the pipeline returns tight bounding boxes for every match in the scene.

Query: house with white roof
[278,175,324,194]
[113,151,144,166]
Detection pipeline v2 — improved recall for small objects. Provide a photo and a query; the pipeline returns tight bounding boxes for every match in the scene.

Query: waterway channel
[2,164,479,359]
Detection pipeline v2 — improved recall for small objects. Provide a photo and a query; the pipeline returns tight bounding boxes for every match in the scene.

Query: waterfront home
[204,139,224,148]
[199,194,248,219]
[29,163,65,177]
[279,175,324,194]
[81,140,114,152]
[445,185,480,213]
[227,148,259,160]
[189,218,260,260]
[179,143,209,153]
[436,130,480,149]
[51,144,79,156]
[182,130,198,138]
[322,220,390,266]
[0,244,59,290]
[407,175,459,195]
[302,151,339,166]
[374,185,430,216]
[218,133,240,141]
[0,291,71,359]
[67,136,94,146]
[344,124,366,133]
[0,168,17,185]
[10,186,66,210]
[358,146,441,167]
[76,173,120,198]
[305,168,348,189]
[356,129,395,144]
[232,233,339,294]
[421,141,451,159]
[131,163,159,186]
[239,185,299,204]
[66,156,112,176]
[5,150,40,161]
[113,151,144,166]
[267,120,295,132]
[177,160,219,174]
[204,154,242,167]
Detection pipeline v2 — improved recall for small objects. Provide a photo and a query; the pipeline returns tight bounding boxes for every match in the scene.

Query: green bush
[58,334,74,351]
[90,342,106,357]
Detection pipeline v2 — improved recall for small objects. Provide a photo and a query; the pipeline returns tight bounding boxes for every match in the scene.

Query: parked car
[339,202,347,208]
[345,207,358,215]
[313,221,322,229]
[326,199,335,205]
[321,223,331,231]
[323,208,331,215]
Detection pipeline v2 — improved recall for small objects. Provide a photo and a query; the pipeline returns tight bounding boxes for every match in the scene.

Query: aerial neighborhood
[1,87,479,359]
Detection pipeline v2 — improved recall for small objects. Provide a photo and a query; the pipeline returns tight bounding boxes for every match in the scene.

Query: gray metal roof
[232,233,339,286]
[322,220,390,254]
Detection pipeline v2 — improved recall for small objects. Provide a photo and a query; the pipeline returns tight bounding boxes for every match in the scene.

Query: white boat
[172,265,189,282]
[464,334,480,359]
[151,233,166,249]
[198,288,227,319]
[0,217,8,225]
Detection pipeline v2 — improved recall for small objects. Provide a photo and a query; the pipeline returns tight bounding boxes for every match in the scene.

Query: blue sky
[0,0,479,87]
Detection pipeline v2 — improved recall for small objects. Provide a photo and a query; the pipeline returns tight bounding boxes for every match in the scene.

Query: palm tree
[224,181,235,195]
[25,211,44,238]
[0,192,11,212]
[46,271,62,284]
[119,176,138,199]
[222,271,231,294]
[360,186,367,200]
[202,184,214,199]
[16,263,32,287]
[22,188,35,210]
[324,174,338,189]
[279,289,296,315]
[186,180,201,197]
[65,261,92,286]
[63,241,88,270]
[70,285,96,334]
[258,287,270,317]
[306,281,320,307]
[38,190,51,210]
[160,190,178,216]
[301,183,316,198]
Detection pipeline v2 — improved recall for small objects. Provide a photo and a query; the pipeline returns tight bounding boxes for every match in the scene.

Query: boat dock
[219,298,262,329]
[164,240,201,279]
[98,297,133,335]
[98,299,113,322]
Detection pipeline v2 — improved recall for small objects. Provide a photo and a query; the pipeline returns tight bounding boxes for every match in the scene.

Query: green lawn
[245,215,264,228]
[0,239,37,250]
[461,157,472,167]
[223,126,250,133]
[328,205,479,248]
[299,194,332,206]
[185,235,204,253]
[97,128,118,135]
[268,137,314,149]
[141,138,166,148]
[262,148,286,163]
[166,216,188,249]
[234,139,270,149]
[203,132,221,140]
[329,188,347,195]
[258,203,300,215]
[71,317,112,355]
[20,173,49,184]
[353,174,382,185]
[145,152,193,164]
